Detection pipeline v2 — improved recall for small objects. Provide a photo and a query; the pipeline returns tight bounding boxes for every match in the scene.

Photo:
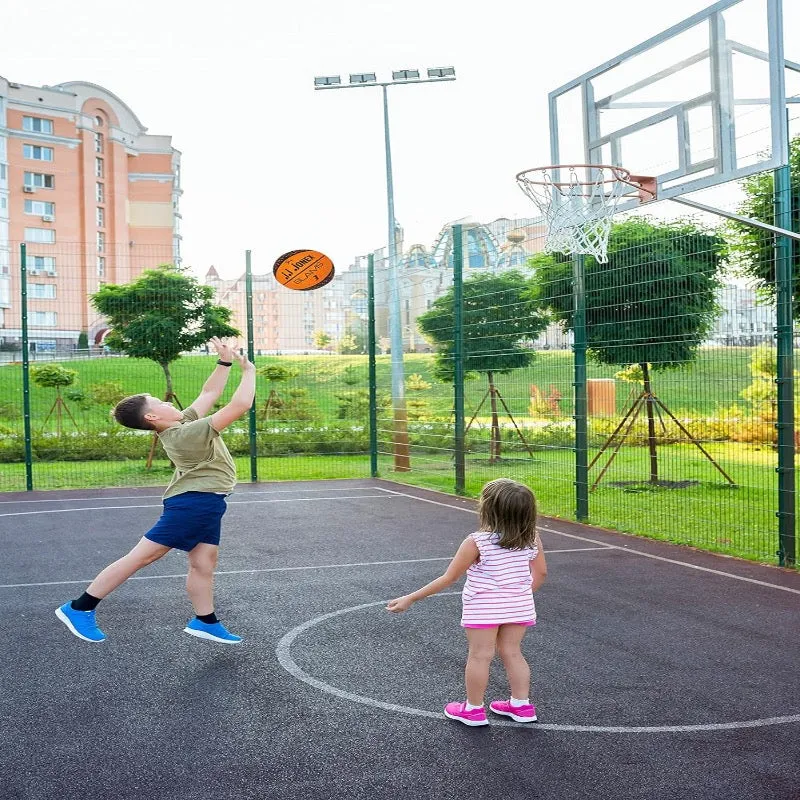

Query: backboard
[548,0,800,209]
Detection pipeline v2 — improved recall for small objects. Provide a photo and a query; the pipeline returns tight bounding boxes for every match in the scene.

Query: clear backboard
[548,0,800,209]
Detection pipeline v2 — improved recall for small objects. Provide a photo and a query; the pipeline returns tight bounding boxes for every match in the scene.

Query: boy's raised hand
[237,352,255,371]
[210,337,237,363]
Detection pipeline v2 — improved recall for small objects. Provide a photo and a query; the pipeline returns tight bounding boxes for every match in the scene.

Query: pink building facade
[0,78,180,353]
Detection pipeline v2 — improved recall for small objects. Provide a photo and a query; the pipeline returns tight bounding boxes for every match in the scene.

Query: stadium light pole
[314,68,456,471]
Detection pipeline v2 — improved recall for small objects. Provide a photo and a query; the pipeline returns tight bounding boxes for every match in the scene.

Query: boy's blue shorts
[144,491,228,551]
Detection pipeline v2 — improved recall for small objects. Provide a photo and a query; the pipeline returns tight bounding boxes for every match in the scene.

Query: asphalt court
[1,478,799,800]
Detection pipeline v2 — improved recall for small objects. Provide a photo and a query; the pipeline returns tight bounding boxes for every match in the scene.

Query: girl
[387,478,547,727]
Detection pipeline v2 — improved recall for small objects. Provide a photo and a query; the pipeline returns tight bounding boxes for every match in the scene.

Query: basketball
[272,249,335,291]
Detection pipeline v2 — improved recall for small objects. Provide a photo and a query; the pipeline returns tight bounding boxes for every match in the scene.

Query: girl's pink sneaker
[489,699,538,723]
[444,702,489,727]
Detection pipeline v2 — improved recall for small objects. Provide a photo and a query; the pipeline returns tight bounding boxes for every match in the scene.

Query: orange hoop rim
[516,164,657,201]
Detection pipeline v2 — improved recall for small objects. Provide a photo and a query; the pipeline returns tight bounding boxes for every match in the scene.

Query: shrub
[406,373,432,391]
[64,388,95,411]
[336,390,369,419]
[0,401,21,420]
[91,381,126,407]
[31,364,77,388]
[406,398,432,420]
[258,365,299,383]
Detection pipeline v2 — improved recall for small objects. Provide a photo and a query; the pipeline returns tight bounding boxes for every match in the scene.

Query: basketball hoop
[515,164,656,263]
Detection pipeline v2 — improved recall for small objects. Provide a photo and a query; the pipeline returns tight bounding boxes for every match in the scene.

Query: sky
[2,0,796,280]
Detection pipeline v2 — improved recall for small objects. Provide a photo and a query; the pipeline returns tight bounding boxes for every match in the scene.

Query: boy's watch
[217,360,233,367]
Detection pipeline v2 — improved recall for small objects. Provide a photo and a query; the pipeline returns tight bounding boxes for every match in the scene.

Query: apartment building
[0,77,180,353]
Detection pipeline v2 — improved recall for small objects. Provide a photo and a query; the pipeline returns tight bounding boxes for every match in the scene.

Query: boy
[56,338,256,644]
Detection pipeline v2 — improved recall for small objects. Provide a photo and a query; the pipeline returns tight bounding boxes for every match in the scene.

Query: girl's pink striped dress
[461,531,538,628]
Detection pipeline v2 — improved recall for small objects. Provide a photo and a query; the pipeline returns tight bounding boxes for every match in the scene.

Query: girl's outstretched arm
[531,541,548,593]
[386,536,479,613]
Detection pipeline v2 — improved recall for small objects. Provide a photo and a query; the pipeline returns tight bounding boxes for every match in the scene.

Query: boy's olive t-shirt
[158,407,237,499]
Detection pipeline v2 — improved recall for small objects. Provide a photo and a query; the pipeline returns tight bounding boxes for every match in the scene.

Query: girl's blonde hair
[477,478,538,550]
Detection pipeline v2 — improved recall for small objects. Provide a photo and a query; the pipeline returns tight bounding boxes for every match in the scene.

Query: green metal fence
[0,163,797,567]
[0,242,372,492]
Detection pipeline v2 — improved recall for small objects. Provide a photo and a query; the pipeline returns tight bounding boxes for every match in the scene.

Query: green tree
[77,331,89,350]
[31,363,77,389]
[338,328,365,355]
[313,330,332,350]
[738,344,800,422]
[727,136,800,314]
[529,218,724,482]
[91,265,239,401]
[257,364,299,419]
[31,364,80,434]
[417,271,549,461]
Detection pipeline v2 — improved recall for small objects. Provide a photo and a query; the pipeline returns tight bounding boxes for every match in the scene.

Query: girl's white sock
[510,697,530,707]
[465,702,483,711]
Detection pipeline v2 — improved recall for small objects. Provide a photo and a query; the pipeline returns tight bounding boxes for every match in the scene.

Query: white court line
[536,525,800,597]
[374,487,800,596]
[4,482,797,596]
[0,494,400,518]
[0,486,379,505]
[0,548,606,589]
[276,595,800,734]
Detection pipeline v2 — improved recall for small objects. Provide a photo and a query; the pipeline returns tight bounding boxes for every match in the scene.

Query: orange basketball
[272,249,335,291]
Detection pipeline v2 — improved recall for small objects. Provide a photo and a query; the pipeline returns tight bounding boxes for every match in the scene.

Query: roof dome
[431,222,499,270]
[402,243,437,270]
[496,243,528,270]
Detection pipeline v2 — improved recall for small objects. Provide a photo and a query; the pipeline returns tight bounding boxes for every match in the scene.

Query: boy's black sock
[196,612,218,624]
[71,592,101,611]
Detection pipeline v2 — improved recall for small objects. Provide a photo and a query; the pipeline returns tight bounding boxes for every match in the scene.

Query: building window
[96,207,104,227]
[95,116,104,127]
[23,116,54,135]
[0,163,6,180]
[29,283,56,299]
[96,182,104,202]
[94,132,104,153]
[24,172,55,189]
[24,145,54,162]
[24,228,55,244]
[30,311,57,327]
[0,197,6,211]
[24,200,55,217]
[95,157,104,178]
[29,255,56,273]
[97,256,105,277]
[97,231,105,252]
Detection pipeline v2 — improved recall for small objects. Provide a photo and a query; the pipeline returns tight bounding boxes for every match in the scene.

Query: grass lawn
[377,441,780,564]
[0,455,370,493]
[0,347,758,435]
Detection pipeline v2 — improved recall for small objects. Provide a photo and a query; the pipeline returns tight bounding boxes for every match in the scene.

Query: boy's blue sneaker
[183,618,242,644]
[55,602,106,642]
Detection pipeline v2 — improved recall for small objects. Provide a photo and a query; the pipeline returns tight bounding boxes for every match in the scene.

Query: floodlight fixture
[349,73,377,84]
[427,67,456,78]
[392,69,420,81]
[313,75,341,87]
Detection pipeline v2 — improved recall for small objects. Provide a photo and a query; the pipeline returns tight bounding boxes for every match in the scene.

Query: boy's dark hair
[112,394,154,431]
[477,478,538,550]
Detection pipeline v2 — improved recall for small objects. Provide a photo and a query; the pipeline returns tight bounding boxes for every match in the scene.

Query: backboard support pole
[669,197,800,243]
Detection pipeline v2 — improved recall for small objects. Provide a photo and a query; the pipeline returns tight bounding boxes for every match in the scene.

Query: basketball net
[516,165,652,263]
